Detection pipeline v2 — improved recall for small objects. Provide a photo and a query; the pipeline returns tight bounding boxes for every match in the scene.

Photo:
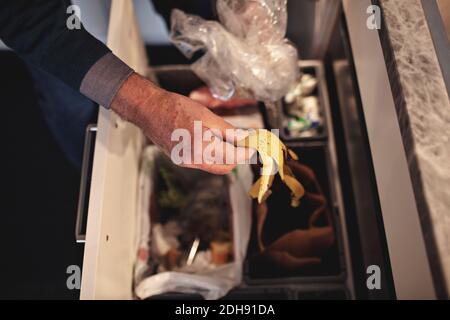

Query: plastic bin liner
[170,0,299,102]
[133,146,253,300]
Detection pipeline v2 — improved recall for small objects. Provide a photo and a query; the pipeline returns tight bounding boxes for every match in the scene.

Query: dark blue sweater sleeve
[0,0,111,90]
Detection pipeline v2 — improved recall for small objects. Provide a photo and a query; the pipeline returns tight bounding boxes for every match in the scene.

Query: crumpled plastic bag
[170,0,299,102]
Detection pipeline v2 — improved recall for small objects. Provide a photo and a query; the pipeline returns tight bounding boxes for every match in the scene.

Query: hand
[111,73,252,174]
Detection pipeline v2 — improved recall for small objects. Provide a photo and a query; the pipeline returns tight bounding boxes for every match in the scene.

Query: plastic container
[244,143,346,285]
[265,61,329,142]
[142,67,349,300]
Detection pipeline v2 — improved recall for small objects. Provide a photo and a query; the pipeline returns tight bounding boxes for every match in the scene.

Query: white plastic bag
[170,0,299,102]
[134,146,253,300]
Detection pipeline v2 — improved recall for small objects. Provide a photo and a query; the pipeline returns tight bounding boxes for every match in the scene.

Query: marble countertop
[380,0,450,297]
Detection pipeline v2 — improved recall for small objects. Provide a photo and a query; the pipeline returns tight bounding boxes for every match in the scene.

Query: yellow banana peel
[237,129,305,207]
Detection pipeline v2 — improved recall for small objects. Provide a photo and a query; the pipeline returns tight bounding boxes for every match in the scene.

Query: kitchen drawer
[80,0,148,299]
[77,0,441,300]
[79,0,357,300]
[79,2,354,297]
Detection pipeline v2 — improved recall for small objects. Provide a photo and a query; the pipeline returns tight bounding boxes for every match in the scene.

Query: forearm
[110,73,165,126]
[110,72,189,155]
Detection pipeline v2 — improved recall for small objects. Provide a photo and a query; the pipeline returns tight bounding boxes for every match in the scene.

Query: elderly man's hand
[111,73,252,174]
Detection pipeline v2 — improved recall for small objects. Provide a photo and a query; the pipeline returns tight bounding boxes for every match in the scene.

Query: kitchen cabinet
[78,0,439,300]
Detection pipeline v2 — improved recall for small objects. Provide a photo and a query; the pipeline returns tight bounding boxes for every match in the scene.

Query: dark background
[0,51,84,299]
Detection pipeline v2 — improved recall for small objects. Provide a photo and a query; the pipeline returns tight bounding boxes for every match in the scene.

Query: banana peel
[283,163,305,207]
[237,129,305,207]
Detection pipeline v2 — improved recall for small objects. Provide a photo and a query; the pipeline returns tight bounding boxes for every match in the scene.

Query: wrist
[110,73,166,124]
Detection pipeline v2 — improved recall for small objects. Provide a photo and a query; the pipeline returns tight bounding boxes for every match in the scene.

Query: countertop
[379,0,450,297]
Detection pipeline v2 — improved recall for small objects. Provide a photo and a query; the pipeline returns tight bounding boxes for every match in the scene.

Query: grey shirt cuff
[80,52,134,108]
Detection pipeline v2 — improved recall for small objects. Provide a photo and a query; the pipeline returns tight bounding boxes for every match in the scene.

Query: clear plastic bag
[170,0,299,102]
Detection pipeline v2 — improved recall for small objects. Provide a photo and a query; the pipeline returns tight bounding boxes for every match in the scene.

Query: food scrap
[283,74,324,138]
[236,129,305,207]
